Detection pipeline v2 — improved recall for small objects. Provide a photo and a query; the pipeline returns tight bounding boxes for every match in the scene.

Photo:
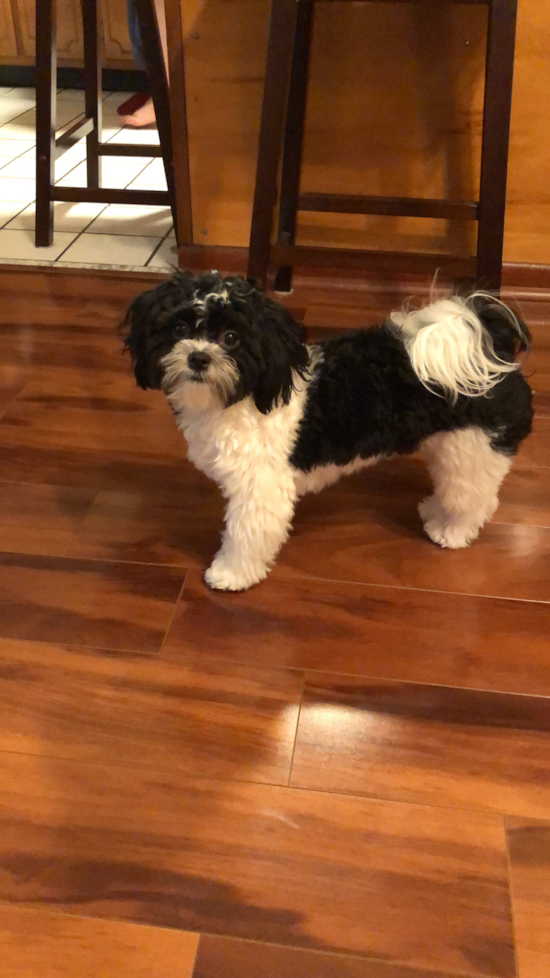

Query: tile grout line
[50,154,163,263]
[53,227,88,262]
[145,226,175,267]
[47,201,112,262]
[0,91,111,249]
[0,202,30,230]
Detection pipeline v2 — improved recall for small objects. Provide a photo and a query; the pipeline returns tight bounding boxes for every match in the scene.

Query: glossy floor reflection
[0,295,549,977]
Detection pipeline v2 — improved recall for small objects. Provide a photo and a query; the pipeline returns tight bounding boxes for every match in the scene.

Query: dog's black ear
[121,271,196,389]
[252,292,309,414]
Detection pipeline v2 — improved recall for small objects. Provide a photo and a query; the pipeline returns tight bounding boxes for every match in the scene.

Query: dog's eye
[220,330,239,350]
[173,321,191,338]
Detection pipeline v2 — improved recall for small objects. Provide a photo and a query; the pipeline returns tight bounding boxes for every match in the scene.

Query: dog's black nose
[188,350,211,372]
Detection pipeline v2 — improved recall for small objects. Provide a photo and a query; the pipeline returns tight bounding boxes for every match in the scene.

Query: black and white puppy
[123,271,532,591]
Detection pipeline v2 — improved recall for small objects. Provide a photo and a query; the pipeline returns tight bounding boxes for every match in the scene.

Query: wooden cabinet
[101,0,135,63]
[0,0,18,59]
[0,0,135,67]
[172,0,550,265]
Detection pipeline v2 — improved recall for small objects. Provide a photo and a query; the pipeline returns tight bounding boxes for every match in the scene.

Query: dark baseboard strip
[0,257,549,329]
[0,65,147,92]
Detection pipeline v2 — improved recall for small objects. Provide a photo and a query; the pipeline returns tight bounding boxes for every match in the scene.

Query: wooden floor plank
[1,458,548,573]
[496,466,550,527]
[0,365,29,420]
[193,935,472,978]
[0,752,515,977]
[0,322,128,376]
[0,905,199,978]
[506,818,550,978]
[0,426,189,494]
[516,419,550,468]
[61,455,550,594]
[66,484,223,566]
[274,509,550,601]
[167,570,550,696]
[290,676,550,819]
[0,553,185,652]
[0,482,96,557]
[0,639,302,785]
[0,285,548,977]
[0,373,179,443]
[534,391,550,417]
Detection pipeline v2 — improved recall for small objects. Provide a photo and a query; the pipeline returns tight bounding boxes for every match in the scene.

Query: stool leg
[247,0,298,286]
[274,0,314,294]
[164,0,193,246]
[134,0,178,237]
[81,0,102,189]
[477,0,518,292]
[35,0,56,247]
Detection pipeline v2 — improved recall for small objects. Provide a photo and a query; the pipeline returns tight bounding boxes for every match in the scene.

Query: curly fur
[123,272,533,591]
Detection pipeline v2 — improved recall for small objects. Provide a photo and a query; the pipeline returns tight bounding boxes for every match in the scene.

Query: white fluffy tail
[390,292,524,402]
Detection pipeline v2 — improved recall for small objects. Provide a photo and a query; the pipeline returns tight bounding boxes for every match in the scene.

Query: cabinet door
[101,0,134,63]
[13,0,134,65]
[17,0,83,60]
[1,0,19,58]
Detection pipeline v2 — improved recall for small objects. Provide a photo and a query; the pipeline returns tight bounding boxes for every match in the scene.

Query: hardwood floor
[506,820,550,978]
[1,906,199,978]
[193,937,489,978]
[0,281,548,977]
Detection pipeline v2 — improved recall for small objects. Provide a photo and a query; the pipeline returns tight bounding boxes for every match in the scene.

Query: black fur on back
[290,319,533,473]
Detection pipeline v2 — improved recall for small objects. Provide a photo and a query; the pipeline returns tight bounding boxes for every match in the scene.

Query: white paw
[419,495,480,549]
[422,515,479,549]
[204,556,268,592]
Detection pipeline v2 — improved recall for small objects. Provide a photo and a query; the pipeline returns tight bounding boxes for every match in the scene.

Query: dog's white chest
[176,394,305,494]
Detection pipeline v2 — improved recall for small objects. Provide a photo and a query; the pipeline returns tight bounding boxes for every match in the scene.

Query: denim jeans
[126,0,145,71]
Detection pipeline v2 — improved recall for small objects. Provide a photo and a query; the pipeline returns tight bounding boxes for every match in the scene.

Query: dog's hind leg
[418,427,511,549]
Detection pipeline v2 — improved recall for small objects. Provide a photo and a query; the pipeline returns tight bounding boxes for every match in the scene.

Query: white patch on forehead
[192,286,230,317]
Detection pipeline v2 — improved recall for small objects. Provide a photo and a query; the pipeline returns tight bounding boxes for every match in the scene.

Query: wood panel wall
[176,0,550,266]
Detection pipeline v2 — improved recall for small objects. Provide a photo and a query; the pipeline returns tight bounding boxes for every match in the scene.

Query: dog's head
[122,271,309,413]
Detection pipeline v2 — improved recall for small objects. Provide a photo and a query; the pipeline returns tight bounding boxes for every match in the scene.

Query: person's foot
[117,92,156,127]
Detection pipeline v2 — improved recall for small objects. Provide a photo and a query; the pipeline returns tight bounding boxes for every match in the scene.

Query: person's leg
[126,0,146,69]
[118,0,167,127]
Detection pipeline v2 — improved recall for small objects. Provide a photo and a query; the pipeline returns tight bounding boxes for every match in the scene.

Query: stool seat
[248,0,518,292]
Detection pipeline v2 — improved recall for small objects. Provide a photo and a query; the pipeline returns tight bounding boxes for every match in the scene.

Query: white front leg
[205,468,297,591]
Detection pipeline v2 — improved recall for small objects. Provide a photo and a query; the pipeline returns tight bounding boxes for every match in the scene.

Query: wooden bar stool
[248,0,518,292]
[35,0,192,248]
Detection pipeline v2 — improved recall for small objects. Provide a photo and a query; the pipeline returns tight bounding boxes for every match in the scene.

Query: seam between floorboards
[503,814,522,978]
[0,548,546,606]
[0,743,532,822]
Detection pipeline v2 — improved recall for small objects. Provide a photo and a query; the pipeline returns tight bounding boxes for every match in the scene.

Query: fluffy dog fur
[123,272,533,591]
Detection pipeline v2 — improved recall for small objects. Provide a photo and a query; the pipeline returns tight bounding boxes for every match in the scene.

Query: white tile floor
[0,87,177,271]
